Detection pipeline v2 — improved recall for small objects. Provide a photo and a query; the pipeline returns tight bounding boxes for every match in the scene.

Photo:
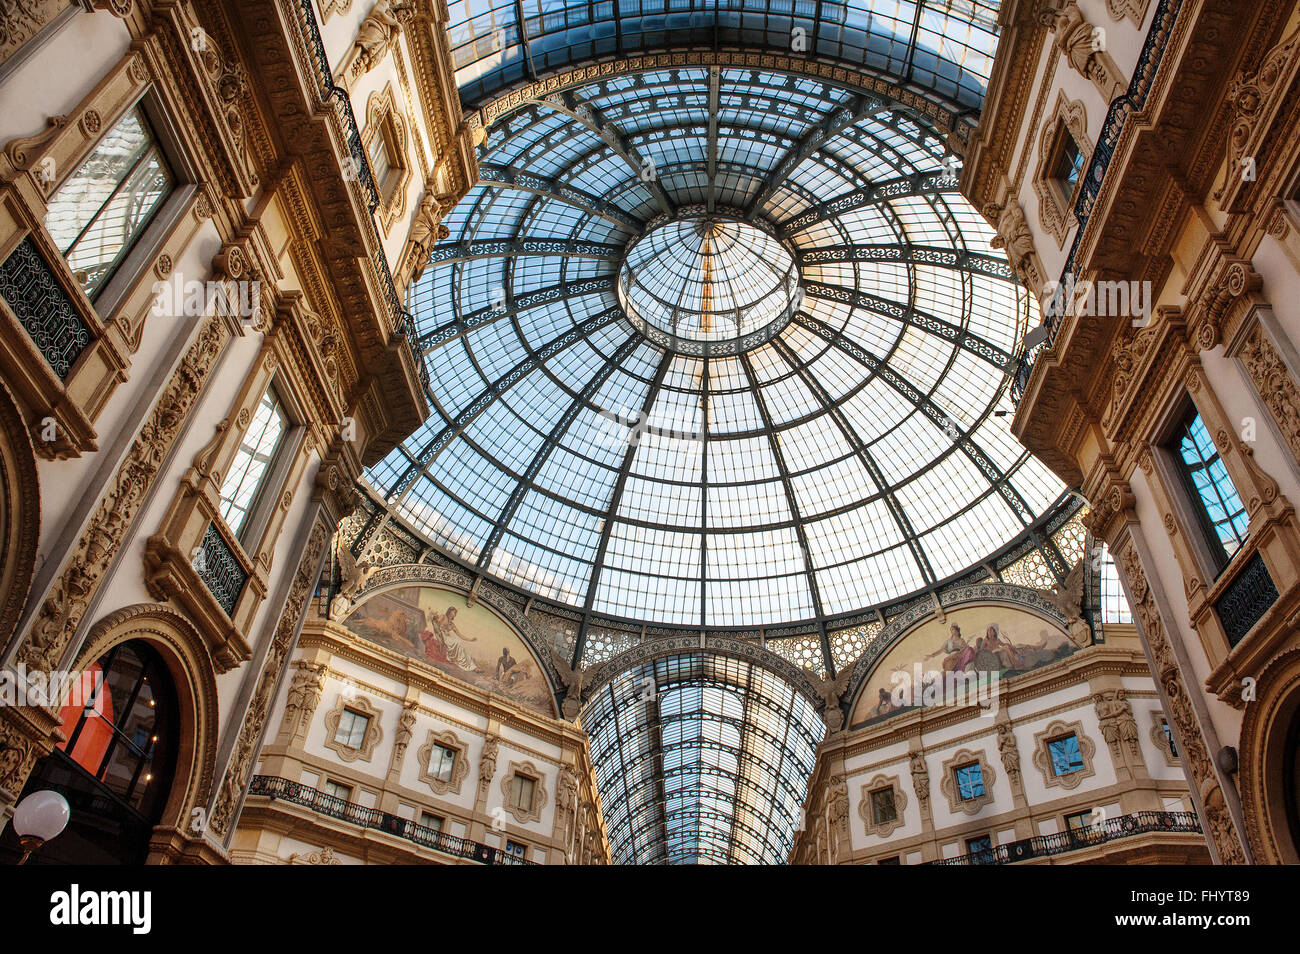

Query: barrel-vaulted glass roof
[445,0,1001,110]
[582,653,824,864]
[367,49,1066,634]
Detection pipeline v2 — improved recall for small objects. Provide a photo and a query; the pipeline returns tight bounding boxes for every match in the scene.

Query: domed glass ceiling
[366,1,1065,636]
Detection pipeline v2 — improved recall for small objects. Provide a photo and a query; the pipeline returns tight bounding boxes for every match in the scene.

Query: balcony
[246,775,535,865]
[929,811,1204,865]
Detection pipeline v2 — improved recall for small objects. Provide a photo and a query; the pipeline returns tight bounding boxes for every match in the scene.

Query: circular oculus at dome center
[617,216,801,356]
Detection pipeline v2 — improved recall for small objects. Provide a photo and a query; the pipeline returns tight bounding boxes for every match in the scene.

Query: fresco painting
[850,604,1079,726]
[344,586,554,716]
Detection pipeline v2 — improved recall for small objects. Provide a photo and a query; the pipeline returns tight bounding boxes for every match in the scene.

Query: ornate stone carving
[348,0,410,79]
[390,699,417,770]
[477,733,498,800]
[1216,23,1300,204]
[1094,688,1142,764]
[0,0,72,71]
[1150,710,1180,766]
[1104,0,1150,23]
[1238,322,1300,466]
[1040,2,1124,100]
[985,197,1042,289]
[550,647,585,720]
[288,845,341,865]
[909,751,930,816]
[1195,260,1263,350]
[1128,548,1248,859]
[280,662,327,739]
[1046,558,1092,648]
[1034,92,1091,247]
[805,661,854,734]
[996,723,1021,788]
[209,519,329,837]
[18,313,230,675]
[415,728,469,795]
[404,188,451,285]
[826,774,850,851]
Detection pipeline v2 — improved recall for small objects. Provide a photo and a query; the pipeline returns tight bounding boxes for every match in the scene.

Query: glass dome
[366,4,1066,635]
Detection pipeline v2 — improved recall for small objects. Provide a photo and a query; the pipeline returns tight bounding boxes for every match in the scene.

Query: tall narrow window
[44,105,175,299]
[954,762,985,801]
[429,743,457,783]
[1051,129,1084,204]
[510,773,535,813]
[368,122,398,200]
[1100,545,1133,624]
[218,384,289,543]
[870,787,897,825]
[1168,408,1248,571]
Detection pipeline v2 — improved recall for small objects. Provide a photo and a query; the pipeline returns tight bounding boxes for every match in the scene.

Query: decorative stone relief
[1237,321,1300,466]
[1093,688,1142,764]
[996,723,1022,789]
[209,519,329,837]
[1150,710,1180,767]
[1120,540,1247,863]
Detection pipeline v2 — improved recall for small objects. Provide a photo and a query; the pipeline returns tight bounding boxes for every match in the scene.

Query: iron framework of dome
[368,62,1065,629]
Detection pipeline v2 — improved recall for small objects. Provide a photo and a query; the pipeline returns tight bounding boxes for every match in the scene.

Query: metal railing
[285,0,431,395]
[247,775,535,865]
[928,810,1203,865]
[1010,0,1186,404]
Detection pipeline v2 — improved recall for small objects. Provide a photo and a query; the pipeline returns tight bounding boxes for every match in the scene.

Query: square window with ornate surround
[1032,720,1097,790]
[419,811,444,834]
[1034,93,1092,248]
[939,748,997,815]
[363,84,412,233]
[856,773,907,838]
[504,840,527,860]
[1065,809,1093,831]
[500,761,547,824]
[323,694,384,763]
[417,729,469,795]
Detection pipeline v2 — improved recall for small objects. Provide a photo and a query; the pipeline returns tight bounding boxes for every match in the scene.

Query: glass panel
[431,743,457,781]
[955,763,985,800]
[871,787,896,825]
[369,127,394,196]
[334,710,369,748]
[1100,544,1133,624]
[45,106,174,298]
[1173,410,1249,567]
[512,774,535,811]
[219,385,290,542]
[1048,735,1085,776]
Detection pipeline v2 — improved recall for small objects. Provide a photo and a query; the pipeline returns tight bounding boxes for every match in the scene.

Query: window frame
[217,380,294,549]
[65,89,198,321]
[1162,403,1249,577]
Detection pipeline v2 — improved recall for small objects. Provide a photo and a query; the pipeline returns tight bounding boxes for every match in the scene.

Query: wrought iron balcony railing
[1010,0,1185,404]
[247,775,535,864]
[928,810,1203,865]
[285,0,431,396]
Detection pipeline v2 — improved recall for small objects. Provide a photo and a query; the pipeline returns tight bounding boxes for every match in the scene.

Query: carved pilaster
[208,517,330,840]
[1119,538,1249,863]
[1039,1,1126,101]
[1093,687,1144,776]
[1235,321,1300,468]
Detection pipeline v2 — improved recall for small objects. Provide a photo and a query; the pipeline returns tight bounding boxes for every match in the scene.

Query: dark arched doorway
[1,640,179,863]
